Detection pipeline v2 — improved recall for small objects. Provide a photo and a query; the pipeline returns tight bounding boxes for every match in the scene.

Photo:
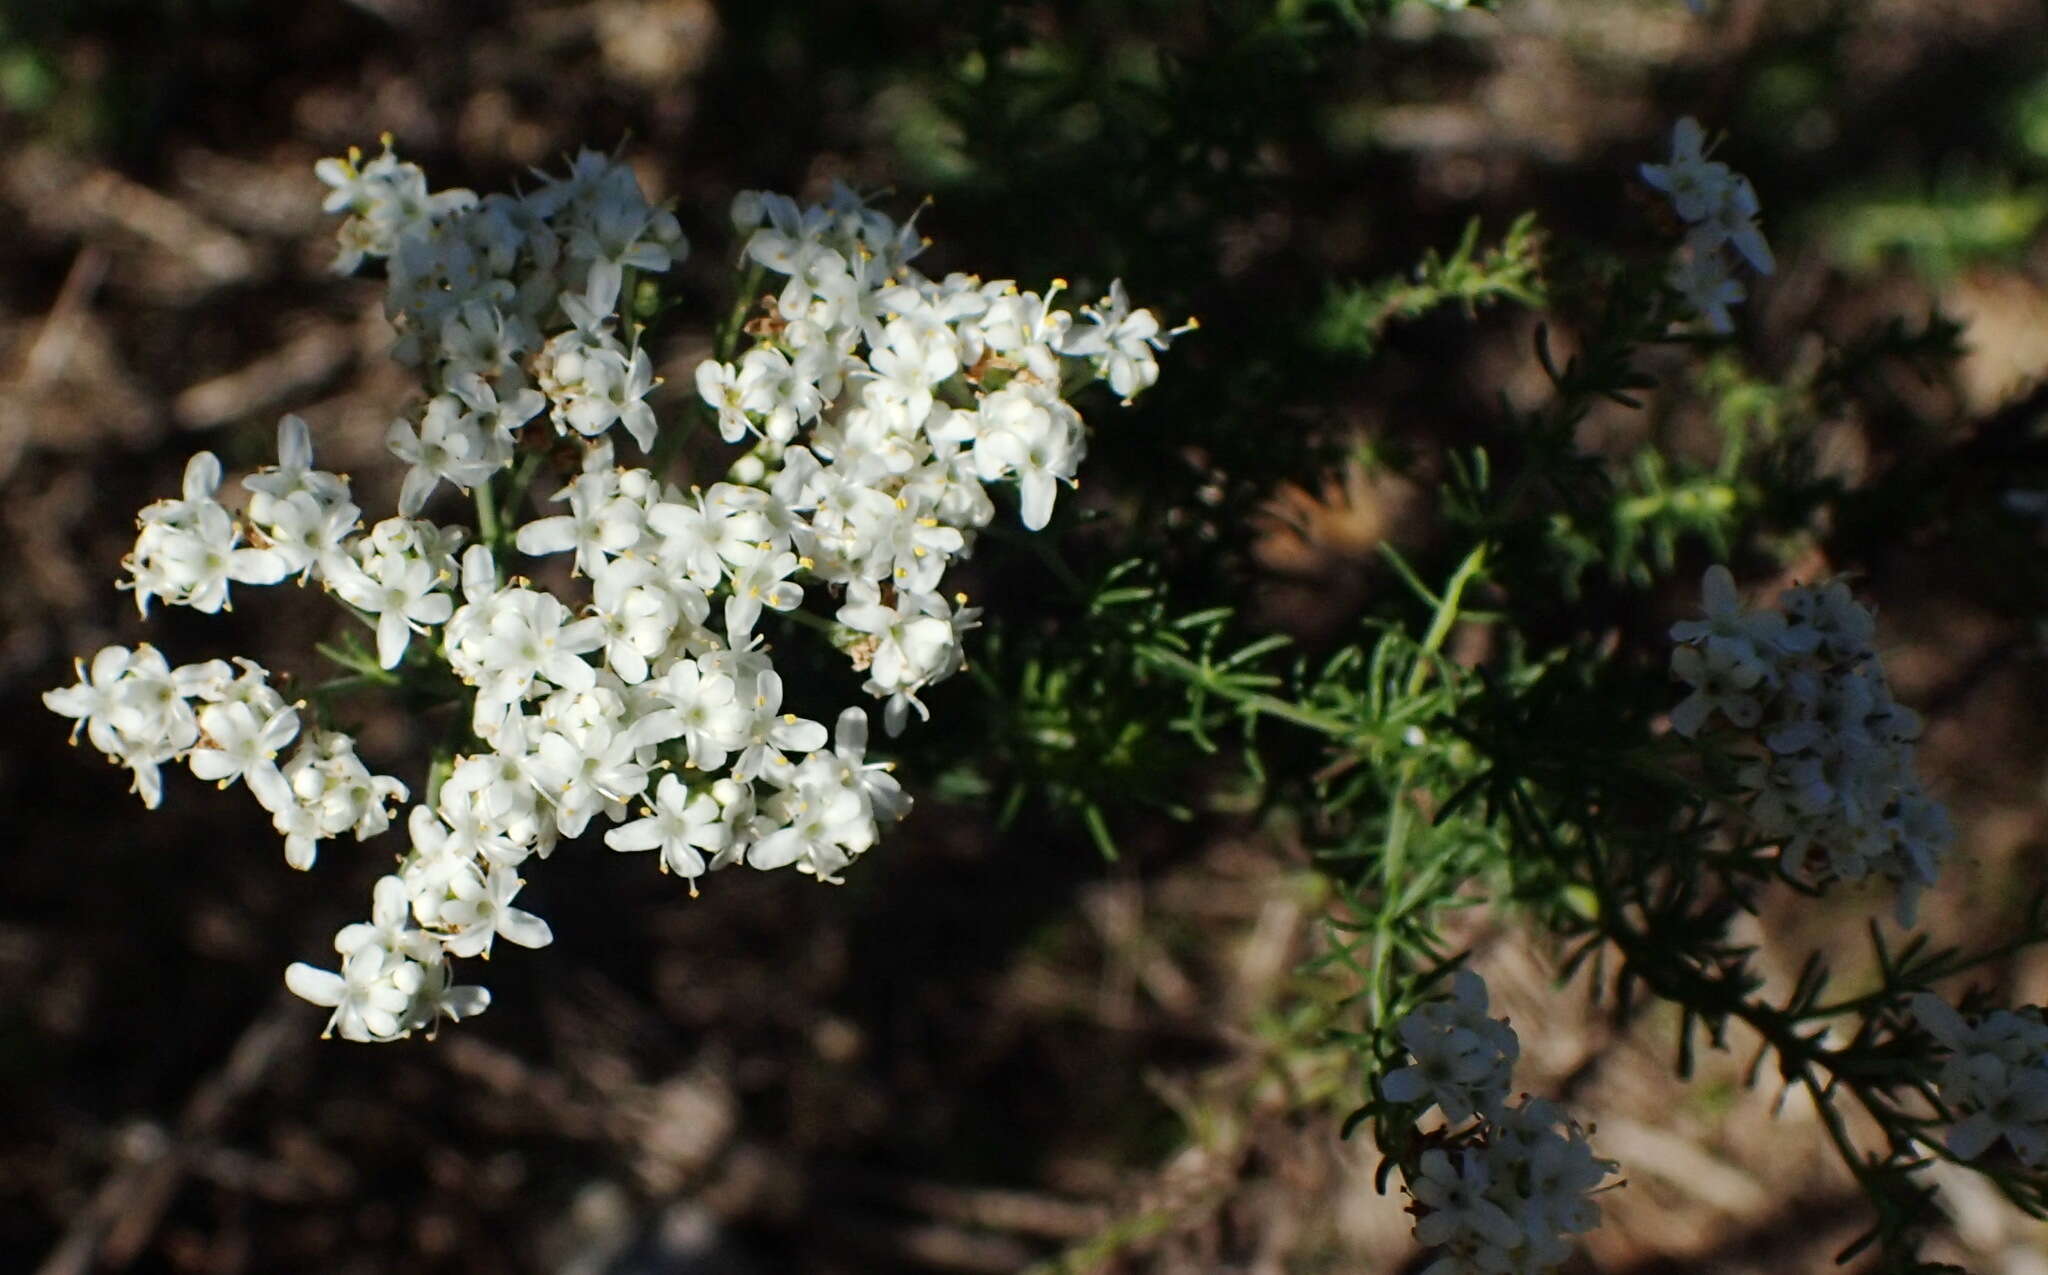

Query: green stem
[1136,645,1363,741]
[315,639,398,682]
[1593,891,1938,1255]
[1370,541,1489,1027]
[621,264,640,351]
[475,474,500,552]
[716,263,764,361]
[1406,542,1487,700]
[1795,926,2048,1022]
[779,605,838,637]
[499,451,543,554]
[309,673,397,697]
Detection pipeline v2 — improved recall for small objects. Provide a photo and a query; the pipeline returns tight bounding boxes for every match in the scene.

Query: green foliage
[938,172,2048,1266]
[1821,176,2048,281]
[962,560,1213,857]
[681,12,2048,1262]
[1314,214,1547,359]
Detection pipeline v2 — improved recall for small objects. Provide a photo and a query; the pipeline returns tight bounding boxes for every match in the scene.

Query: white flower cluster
[692,184,1186,729]
[1669,566,1952,923]
[286,875,490,1044]
[122,452,289,615]
[1383,970,1519,1124]
[1640,117,1775,333]
[45,645,405,870]
[1913,994,2048,1167]
[1387,973,1617,1275]
[318,138,677,489]
[49,141,1176,1043]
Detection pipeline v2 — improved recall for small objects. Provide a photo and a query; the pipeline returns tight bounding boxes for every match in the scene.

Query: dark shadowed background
[6,1,2048,1271]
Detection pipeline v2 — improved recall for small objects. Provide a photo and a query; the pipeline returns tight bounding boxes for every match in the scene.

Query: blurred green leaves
[1314,214,1547,359]
[1820,176,2048,282]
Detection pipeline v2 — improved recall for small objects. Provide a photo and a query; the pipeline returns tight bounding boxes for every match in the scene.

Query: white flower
[244,414,350,514]
[1674,567,1951,914]
[284,877,451,1044]
[1641,118,1773,331]
[829,706,909,823]
[974,284,1071,382]
[736,344,829,444]
[1667,249,1745,335]
[652,658,750,772]
[589,556,703,684]
[123,453,288,615]
[274,729,407,869]
[1639,118,1731,225]
[446,585,604,724]
[1668,641,1764,736]
[449,370,545,447]
[696,358,753,443]
[286,945,421,1043]
[749,757,876,880]
[522,718,653,838]
[515,463,643,576]
[565,344,659,451]
[1670,565,1813,670]
[1410,1149,1522,1253]
[1381,970,1518,1124]
[730,670,827,783]
[387,394,500,515]
[723,550,804,643]
[972,384,1085,530]
[188,700,300,814]
[329,541,455,669]
[605,773,729,885]
[838,582,954,693]
[254,489,360,581]
[1689,179,1775,277]
[647,488,768,588]
[432,864,554,959]
[1063,280,1174,400]
[438,301,534,382]
[1914,995,2048,1164]
[565,161,685,295]
[409,956,492,1036]
[43,644,208,809]
[1483,1098,1616,1258]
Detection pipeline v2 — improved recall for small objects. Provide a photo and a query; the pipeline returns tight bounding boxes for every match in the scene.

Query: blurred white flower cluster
[1386,972,1617,1275]
[1669,566,1952,923]
[1912,994,2048,1167]
[1641,117,1774,333]
[1383,969,1519,1123]
[48,141,1178,1042]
